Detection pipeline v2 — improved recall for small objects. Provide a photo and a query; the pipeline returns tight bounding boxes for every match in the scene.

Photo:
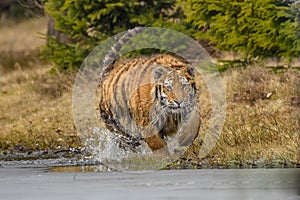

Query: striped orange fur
[99,28,201,155]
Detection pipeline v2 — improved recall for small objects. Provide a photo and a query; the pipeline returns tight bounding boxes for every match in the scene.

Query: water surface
[0,167,299,200]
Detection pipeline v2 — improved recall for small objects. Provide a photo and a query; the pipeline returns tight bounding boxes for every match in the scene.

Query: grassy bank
[0,17,80,153]
[0,18,299,168]
[182,67,300,168]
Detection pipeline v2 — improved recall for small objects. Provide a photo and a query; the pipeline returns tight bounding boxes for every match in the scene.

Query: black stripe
[113,42,121,52]
[119,37,127,45]
[103,27,145,75]
[135,59,156,95]
[120,74,128,112]
[112,65,131,118]
[126,58,144,92]
[135,63,149,111]
[126,31,133,38]
[137,62,151,88]
[158,85,162,95]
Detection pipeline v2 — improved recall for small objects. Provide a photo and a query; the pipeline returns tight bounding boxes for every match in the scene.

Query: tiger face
[153,66,197,115]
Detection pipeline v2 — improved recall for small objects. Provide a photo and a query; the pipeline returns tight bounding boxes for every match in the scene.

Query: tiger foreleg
[177,108,201,146]
[142,127,170,157]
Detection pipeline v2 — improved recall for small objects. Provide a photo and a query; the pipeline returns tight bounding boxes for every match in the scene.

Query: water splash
[82,126,175,171]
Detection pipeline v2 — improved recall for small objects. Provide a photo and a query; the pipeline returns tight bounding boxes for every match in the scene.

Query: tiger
[99,27,201,156]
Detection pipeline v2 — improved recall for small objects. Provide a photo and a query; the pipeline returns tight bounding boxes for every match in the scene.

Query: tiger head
[152,66,198,115]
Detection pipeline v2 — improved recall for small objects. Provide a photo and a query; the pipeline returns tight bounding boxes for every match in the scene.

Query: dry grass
[0,17,81,153]
[2,59,298,167]
[0,66,81,152]
[1,59,299,166]
[184,67,300,167]
[0,17,47,52]
[0,18,299,167]
[0,17,47,75]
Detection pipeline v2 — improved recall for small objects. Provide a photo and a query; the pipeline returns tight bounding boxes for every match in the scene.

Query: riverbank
[0,18,299,168]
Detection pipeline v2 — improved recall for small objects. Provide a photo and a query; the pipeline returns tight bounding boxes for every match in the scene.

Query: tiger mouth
[169,105,181,109]
[167,105,183,112]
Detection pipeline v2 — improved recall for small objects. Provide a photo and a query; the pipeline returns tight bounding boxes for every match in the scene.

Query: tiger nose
[174,99,182,105]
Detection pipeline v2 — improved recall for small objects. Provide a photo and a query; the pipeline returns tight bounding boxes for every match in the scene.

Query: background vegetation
[0,0,299,167]
[43,0,300,69]
[182,0,300,59]
[43,0,192,69]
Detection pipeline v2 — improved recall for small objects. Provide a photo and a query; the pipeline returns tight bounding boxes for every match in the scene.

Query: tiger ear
[153,67,166,80]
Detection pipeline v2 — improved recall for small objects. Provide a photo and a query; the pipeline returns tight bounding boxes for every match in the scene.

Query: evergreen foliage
[43,0,190,69]
[180,0,300,59]
[43,0,299,70]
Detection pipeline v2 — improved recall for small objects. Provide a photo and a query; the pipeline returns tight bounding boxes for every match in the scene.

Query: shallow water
[0,153,175,172]
[1,145,299,200]
[0,167,299,200]
[1,151,299,199]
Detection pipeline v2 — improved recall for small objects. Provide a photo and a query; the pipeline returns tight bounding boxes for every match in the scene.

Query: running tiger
[99,27,201,156]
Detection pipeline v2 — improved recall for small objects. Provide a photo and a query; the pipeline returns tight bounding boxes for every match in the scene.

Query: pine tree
[43,0,189,70]
[180,0,300,59]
